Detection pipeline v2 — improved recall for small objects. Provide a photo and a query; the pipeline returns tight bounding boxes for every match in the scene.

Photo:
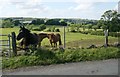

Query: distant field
[0,27,118,48]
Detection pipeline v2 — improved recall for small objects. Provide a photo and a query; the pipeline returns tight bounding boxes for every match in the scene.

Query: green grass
[1,27,119,69]
[2,47,120,69]
[0,27,118,48]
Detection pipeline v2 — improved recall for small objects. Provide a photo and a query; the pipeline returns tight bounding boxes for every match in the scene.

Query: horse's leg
[50,40,53,47]
[20,39,24,49]
[56,43,57,47]
[38,42,41,47]
[53,43,55,47]
[54,43,57,47]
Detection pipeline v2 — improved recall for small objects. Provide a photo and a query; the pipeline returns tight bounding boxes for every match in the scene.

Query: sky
[0,0,119,20]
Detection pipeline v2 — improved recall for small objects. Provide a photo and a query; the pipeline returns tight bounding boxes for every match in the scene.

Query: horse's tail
[57,33,62,45]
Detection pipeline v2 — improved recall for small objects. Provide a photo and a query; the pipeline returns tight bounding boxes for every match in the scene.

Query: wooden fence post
[63,26,66,48]
[11,32,17,56]
[104,29,108,47]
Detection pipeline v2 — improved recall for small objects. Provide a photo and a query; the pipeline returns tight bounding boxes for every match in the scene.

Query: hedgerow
[2,47,120,69]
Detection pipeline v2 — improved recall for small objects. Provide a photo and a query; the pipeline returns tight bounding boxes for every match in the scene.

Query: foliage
[2,20,14,28]
[2,47,119,69]
[90,31,104,36]
[80,30,120,37]
[45,19,61,25]
[109,17,120,32]
[92,25,98,31]
[26,24,34,30]
[44,26,57,32]
[86,24,93,30]
[13,20,21,26]
[31,19,44,25]
[55,28,60,32]
[51,26,56,32]
[70,26,76,32]
[39,24,46,31]
[69,24,82,32]
[60,21,67,26]
[33,24,46,31]
[100,10,120,32]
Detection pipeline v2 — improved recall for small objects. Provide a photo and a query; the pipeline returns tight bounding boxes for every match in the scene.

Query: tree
[45,19,61,25]
[92,25,98,31]
[39,24,46,31]
[81,24,85,31]
[101,10,120,32]
[60,21,67,26]
[100,10,119,47]
[31,19,44,25]
[97,20,104,29]
[109,16,120,32]
[2,20,14,28]
[14,20,21,26]
[36,19,44,25]
[26,24,34,30]
[31,20,37,25]
[87,24,93,30]
[51,26,56,32]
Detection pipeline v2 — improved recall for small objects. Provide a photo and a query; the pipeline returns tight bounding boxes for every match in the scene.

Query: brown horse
[47,33,62,47]
[37,32,62,47]
[37,33,49,47]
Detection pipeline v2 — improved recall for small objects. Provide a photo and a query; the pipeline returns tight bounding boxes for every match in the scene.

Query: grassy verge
[2,47,120,69]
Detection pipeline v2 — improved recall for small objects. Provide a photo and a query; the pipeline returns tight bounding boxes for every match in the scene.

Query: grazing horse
[47,33,62,47]
[17,26,39,49]
[37,33,49,47]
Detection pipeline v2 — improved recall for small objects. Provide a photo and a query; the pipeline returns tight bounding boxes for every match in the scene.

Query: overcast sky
[0,0,119,20]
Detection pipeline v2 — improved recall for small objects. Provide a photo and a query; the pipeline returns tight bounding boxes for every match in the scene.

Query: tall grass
[2,47,120,69]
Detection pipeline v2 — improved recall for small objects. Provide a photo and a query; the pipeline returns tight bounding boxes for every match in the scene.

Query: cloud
[0,0,50,17]
[0,0,119,19]
[75,0,119,3]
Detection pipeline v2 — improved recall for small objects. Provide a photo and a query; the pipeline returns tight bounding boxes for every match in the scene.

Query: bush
[2,20,14,28]
[39,24,46,31]
[51,26,56,32]
[79,30,119,37]
[45,28,51,32]
[26,24,34,30]
[70,27,76,32]
[109,32,120,37]
[90,31,104,36]
[45,26,56,32]
[80,31,89,34]
[33,24,46,31]
[2,47,119,69]
[55,28,60,32]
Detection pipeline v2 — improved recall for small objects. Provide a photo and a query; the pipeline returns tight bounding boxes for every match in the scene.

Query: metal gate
[0,32,17,57]
[0,34,11,57]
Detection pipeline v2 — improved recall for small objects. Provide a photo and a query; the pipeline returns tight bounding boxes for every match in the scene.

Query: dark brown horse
[47,33,62,47]
[17,26,39,49]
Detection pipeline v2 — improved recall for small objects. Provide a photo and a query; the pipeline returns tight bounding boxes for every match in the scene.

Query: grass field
[1,27,119,69]
[0,27,118,48]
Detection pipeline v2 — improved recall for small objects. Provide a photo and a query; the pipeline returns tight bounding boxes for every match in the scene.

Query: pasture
[1,27,119,69]
[0,27,118,48]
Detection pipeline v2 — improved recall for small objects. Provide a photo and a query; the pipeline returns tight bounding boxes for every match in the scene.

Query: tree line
[1,10,120,32]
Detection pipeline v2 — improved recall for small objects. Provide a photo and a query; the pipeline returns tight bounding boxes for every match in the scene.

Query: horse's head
[17,26,30,40]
